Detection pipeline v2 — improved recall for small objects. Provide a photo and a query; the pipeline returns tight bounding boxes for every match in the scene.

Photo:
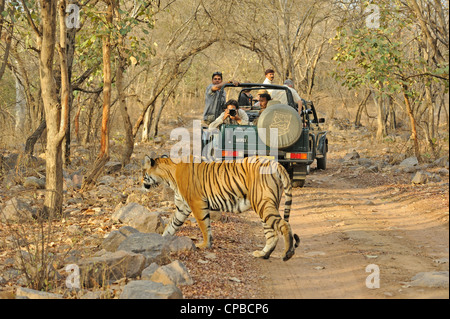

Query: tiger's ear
[144,155,156,168]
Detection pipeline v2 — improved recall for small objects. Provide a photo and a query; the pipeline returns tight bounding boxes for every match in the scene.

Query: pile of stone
[4,202,196,299]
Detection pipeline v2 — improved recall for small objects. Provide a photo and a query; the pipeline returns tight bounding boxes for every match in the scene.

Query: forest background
[0,0,448,215]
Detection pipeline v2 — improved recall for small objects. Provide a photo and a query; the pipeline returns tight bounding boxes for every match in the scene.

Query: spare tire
[257,104,302,149]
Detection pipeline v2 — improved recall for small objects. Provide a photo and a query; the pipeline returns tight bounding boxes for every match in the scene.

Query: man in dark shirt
[203,72,239,125]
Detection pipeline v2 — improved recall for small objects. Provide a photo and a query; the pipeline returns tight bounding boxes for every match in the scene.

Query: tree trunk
[40,0,69,216]
[25,119,47,157]
[82,0,113,190]
[354,90,370,127]
[403,85,421,161]
[372,90,386,140]
[117,55,134,166]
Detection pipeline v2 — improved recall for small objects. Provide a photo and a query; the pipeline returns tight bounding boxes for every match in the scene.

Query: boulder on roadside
[1,198,34,223]
[411,171,428,185]
[78,250,145,288]
[119,280,182,299]
[343,150,360,162]
[117,232,171,266]
[399,156,419,167]
[105,161,122,174]
[116,232,195,266]
[23,176,46,189]
[112,202,165,234]
[150,260,193,286]
[101,226,140,252]
[141,263,160,280]
[15,287,63,299]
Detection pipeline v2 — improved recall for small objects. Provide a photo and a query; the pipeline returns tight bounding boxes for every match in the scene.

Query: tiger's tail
[278,163,300,248]
[277,164,292,222]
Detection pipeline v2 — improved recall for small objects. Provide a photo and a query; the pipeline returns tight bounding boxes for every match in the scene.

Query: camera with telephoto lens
[229,109,237,116]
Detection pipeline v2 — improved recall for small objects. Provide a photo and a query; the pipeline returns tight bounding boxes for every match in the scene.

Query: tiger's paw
[282,249,295,262]
[252,250,270,259]
[195,242,211,249]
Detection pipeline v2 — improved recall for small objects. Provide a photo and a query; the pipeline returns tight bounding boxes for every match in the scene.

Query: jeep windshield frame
[218,83,297,111]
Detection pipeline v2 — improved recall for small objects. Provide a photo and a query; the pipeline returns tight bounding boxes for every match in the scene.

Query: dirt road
[251,161,449,299]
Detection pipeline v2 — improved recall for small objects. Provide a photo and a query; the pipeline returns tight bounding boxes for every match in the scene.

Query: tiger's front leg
[191,201,212,249]
[163,194,191,237]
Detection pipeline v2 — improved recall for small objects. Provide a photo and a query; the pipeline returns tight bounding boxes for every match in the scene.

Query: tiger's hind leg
[257,207,296,261]
[252,222,279,259]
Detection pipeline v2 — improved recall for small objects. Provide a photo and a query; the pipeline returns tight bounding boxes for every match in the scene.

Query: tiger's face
[142,155,163,190]
[142,155,174,190]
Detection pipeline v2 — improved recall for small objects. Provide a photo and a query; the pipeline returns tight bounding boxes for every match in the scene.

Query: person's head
[259,93,271,109]
[225,99,239,111]
[265,69,275,81]
[212,71,223,85]
[284,79,294,88]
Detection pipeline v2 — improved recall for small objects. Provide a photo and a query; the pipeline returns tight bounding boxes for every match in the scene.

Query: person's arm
[211,80,240,92]
[237,109,249,125]
[208,112,226,130]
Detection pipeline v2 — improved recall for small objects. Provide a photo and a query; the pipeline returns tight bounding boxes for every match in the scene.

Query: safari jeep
[201,83,328,187]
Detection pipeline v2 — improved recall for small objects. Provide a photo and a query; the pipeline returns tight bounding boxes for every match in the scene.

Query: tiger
[142,155,300,261]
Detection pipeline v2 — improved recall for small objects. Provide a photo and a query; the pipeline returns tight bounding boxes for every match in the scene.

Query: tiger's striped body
[143,156,299,261]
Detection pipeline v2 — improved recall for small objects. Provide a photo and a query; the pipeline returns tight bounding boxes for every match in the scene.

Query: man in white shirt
[263,69,275,85]
[208,99,249,130]
[271,79,303,109]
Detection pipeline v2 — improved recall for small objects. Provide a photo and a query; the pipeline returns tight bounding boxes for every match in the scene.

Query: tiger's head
[142,154,172,190]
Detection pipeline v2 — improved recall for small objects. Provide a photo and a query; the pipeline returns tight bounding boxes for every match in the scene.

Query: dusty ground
[254,160,449,299]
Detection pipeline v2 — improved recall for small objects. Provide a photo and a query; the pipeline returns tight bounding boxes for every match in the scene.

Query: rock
[78,250,145,288]
[343,150,360,161]
[72,174,83,188]
[112,202,165,234]
[15,287,63,299]
[119,280,182,299]
[411,171,428,184]
[432,157,448,168]
[357,158,373,167]
[117,233,171,266]
[399,156,419,167]
[1,197,34,222]
[407,271,449,288]
[141,263,160,280]
[101,226,140,252]
[150,260,193,286]
[98,175,116,186]
[437,168,449,176]
[164,236,196,253]
[23,176,46,189]
[229,277,242,283]
[105,161,122,174]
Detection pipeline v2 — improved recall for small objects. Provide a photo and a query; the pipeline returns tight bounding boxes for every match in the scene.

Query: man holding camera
[208,99,249,130]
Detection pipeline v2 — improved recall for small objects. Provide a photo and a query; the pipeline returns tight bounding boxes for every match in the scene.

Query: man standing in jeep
[203,72,239,125]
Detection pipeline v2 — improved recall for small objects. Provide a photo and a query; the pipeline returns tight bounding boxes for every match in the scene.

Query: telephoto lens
[229,109,236,116]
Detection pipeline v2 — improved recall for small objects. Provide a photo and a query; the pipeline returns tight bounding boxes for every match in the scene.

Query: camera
[229,109,237,116]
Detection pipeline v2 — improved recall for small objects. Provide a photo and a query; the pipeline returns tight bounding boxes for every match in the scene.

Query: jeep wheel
[317,151,327,170]
[292,179,305,188]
